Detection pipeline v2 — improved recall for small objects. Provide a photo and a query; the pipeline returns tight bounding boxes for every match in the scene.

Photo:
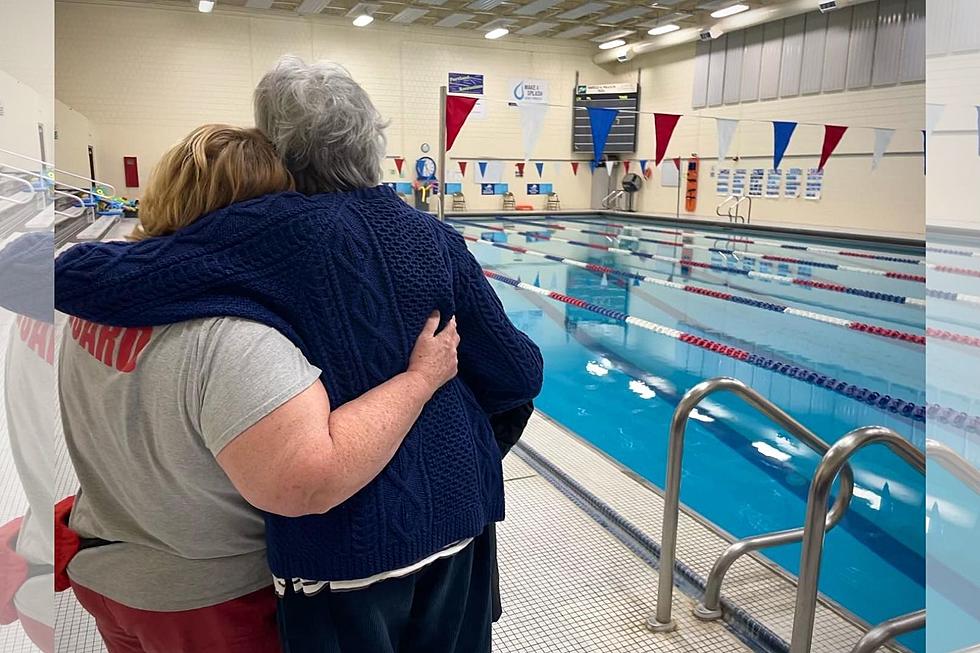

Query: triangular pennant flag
[571,161,579,176]
[458,161,468,176]
[772,121,798,169]
[445,95,479,151]
[716,118,738,162]
[871,128,894,171]
[926,103,945,137]
[600,273,609,287]
[394,157,404,176]
[818,125,848,170]
[672,157,681,170]
[623,161,631,174]
[533,272,540,287]
[535,161,544,177]
[515,162,525,177]
[587,107,619,164]
[639,159,648,174]
[551,161,563,178]
[604,160,614,176]
[478,161,488,179]
[519,103,549,161]
[654,113,682,166]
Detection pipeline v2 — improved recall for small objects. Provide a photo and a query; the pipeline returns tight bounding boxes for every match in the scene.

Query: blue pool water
[454,215,927,652]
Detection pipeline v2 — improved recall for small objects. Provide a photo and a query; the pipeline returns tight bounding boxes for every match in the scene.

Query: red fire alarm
[123,156,140,188]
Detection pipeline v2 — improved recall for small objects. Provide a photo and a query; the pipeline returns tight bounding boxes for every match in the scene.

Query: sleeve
[194,318,322,455]
[438,224,544,414]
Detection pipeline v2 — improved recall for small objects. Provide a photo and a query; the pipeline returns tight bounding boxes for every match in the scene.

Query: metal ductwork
[593,0,875,66]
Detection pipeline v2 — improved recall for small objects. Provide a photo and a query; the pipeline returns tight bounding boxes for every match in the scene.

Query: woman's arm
[216,312,459,517]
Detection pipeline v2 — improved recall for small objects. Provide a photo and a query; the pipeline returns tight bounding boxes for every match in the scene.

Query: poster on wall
[784,168,803,198]
[716,168,731,196]
[748,168,764,198]
[448,72,487,119]
[765,169,782,198]
[527,183,553,195]
[731,168,747,196]
[804,168,824,200]
[481,183,509,195]
[507,78,548,105]
[661,161,680,187]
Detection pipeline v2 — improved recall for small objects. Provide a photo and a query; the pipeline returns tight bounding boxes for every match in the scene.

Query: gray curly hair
[254,55,388,194]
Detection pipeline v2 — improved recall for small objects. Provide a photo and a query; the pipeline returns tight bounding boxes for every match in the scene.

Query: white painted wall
[612,42,925,237]
[54,0,614,210]
[54,99,98,186]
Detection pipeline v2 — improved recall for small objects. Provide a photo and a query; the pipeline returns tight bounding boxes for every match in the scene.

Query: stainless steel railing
[648,377,854,632]
[850,609,925,653]
[729,195,752,223]
[927,439,980,494]
[790,426,926,653]
[716,195,738,218]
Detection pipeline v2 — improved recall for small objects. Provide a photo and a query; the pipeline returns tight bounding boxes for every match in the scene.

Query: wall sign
[784,168,803,198]
[765,169,782,198]
[748,168,764,197]
[804,168,824,200]
[716,168,731,196]
[731,168,747,196]
[526,183,553,195]
[448,72,486,119]
[508,78,548,104]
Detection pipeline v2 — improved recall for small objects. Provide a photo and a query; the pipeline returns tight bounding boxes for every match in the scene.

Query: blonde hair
[132,124,294,240]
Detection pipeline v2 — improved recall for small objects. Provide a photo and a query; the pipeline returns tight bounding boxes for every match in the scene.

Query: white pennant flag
[871,128,895,171]
[519,103,549,161]
[716,118,738,163]
[604,160,615,176]
[551,161,563,178]
[926,103,945,137]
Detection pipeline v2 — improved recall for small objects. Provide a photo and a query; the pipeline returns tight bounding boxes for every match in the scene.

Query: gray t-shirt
[59,316,320,611]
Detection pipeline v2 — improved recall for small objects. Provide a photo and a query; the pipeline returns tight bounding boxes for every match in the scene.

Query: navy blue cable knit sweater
[54,186,543,581]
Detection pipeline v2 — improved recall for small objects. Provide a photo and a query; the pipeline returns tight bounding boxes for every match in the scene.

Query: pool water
[453,215,927,652]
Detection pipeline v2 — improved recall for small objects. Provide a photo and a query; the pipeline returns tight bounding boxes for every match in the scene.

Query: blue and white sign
[731,169,747,196]
[804,168,823,200]
[508,78,548,105]
[784,168,803,198]
[526,183,553,195]
[716,168,731,196]
[481,183,509,195]
[448,72,484,94]
[748,168,764,198]
[765,169,782,198]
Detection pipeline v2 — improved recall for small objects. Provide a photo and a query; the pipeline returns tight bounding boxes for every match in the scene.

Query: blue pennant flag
[535,161,544,177]
[587,107,619,165]
[772,121,797,169]
[639,159,648,174]
[478,161,488,178]
[533,272,540,287]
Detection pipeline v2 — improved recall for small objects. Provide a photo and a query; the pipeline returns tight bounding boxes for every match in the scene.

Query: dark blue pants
[276,529,493,653]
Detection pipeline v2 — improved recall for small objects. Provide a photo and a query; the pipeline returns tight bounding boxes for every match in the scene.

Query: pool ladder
[716,194,752,223]
[648,377,928,653]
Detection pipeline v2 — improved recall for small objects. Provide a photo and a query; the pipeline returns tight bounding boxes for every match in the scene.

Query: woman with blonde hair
[56,124,461,652]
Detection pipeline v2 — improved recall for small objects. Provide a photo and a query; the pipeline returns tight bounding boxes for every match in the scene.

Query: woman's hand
[408,311,460,393]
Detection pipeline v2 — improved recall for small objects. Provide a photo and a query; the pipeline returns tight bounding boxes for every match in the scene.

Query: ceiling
[104,0,791,44]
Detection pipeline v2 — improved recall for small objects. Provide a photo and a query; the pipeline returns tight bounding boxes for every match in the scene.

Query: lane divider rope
[453,220,926,308]
[464,235,925,346]
[482,268,927,423]
[533,216,925,266]
[502,217,925,276]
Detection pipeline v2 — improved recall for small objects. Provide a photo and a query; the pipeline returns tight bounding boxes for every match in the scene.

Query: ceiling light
[710,3,749,18]
[485,27,509,39]
[599,38,626,50]
[198,0,214,12]
[648,23,680,35]
[353,14,374,26]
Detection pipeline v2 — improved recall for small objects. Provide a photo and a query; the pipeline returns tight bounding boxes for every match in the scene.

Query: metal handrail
[53,189,87,218]
[602,189,625,209]
[0,172,36,205]
[648,377,854,633]
[0,146,117,197]
[729,195,752,223]
[927,439,980,494]
[850,609,925,653]
[790,426,926,653]
[716,194,738,218]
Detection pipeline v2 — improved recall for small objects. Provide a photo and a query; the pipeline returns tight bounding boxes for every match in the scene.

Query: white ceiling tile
[553,25,599,38]
[512,0,563,16]
[389,7,428,23]
[434,12,475,27]
[514,21,559,35]
[466,0,506,10]
[590,29,635,42]
[244,0,274,8]
[598,6,652,24]
[295,0,331,15]
[556,2,609,20]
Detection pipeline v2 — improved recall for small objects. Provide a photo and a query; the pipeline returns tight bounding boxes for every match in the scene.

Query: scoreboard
[572,82,640,155]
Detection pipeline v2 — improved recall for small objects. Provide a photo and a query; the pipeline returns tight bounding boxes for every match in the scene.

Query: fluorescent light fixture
[598,38,626,50]
[198,0,214,12]
[353,14,373,26]
[485,27,509,39]
[647,23,680,35]
[710,3,749,18]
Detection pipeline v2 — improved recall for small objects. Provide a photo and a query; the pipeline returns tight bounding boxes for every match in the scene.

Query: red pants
[71,583,281,653]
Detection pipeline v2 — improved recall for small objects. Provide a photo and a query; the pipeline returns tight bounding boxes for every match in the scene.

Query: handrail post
[789,427,925,653]
[850,609,925,653]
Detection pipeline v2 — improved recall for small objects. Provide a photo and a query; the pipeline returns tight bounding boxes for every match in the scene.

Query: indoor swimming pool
[452,214,928,652]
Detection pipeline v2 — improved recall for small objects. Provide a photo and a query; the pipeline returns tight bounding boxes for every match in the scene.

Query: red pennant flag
[458,161,468,176]
[819,125,848,171]
[394,157,404,176]
[623,161,631,174]
[654,113,682,166]
[445,95,479,151]
[672,157,681,170]
[515,162,525,177]
[571,161,579,176]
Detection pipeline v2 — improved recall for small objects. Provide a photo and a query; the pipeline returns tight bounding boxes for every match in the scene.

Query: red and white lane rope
[496,218,926,283]
[546,217,925,266]
[465,236,925,345]
[482,268,926,422]
[455,220,925,307]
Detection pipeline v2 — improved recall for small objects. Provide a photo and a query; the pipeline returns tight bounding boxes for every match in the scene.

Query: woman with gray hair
[56,55,543,653]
